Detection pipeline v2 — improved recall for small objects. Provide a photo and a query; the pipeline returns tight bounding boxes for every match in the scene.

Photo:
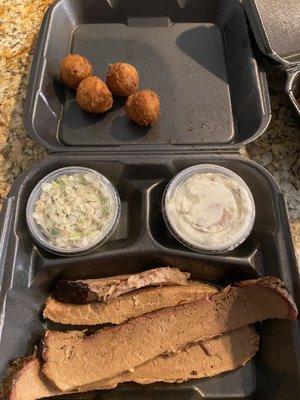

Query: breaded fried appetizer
[106,62,139,96]
[125,89,160,126]
[60,54,92,89]
[76,76,113,113]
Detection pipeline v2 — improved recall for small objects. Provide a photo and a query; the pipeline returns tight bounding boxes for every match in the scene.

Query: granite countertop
[0,0,299,260]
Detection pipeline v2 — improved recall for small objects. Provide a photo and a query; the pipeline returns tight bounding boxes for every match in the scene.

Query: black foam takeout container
[0,154,300,399]
[244,0,300,117]
[23,0,272,151]
[0,0,300,399]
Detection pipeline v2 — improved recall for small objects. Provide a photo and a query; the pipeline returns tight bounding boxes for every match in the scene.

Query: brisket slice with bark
[44,282,218,325]
[53,267,190,304]
[42,277,297,391]
[2,327,258,400]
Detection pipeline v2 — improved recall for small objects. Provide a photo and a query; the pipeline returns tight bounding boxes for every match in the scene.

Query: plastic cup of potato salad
[26,166,120,256]
[162,164,255,253]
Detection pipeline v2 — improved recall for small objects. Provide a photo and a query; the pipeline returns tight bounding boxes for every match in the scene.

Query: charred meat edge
[42,277,298,392]
[2,327,259,400]
[44,282,218,325]
[0,353,59,400]
[53,267,190,304]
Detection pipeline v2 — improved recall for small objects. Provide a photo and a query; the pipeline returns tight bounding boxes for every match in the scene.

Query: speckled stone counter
[0,0,299,260]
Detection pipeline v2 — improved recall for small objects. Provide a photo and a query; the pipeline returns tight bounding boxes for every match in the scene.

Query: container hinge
[50,147,242,156]
[286,65,300,73]
[277,63,300,73]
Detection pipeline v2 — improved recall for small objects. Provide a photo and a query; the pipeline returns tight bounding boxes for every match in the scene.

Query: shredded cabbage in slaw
[33,173,113,249]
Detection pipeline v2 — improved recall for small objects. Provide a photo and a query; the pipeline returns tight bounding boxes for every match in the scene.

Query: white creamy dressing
[165,172,253,251]
[33,173,113,249]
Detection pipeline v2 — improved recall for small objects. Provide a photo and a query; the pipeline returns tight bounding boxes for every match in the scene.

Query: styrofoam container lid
[244,0,300,67]
[162,164,256,253]
[26,166,121,256]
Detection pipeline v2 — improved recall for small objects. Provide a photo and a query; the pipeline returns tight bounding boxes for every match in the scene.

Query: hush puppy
[125,89,160,126]
[76,76,113,113]
[106,62,139,96]
[60,54,92,89]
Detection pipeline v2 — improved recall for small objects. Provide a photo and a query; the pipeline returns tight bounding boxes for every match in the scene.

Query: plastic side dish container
[26,166,121,256]
[163,165,255,253]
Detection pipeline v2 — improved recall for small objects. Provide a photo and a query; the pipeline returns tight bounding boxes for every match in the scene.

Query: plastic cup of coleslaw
[162,164,255,253]
[26,166,120,256]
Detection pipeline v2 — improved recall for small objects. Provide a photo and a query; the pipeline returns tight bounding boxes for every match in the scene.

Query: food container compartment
[23,0,271,152]
[0,153,299,399]
[244,0,300,117]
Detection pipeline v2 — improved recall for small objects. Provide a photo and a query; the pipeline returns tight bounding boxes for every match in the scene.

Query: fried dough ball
[106,62,139,96]
[125,89,160,126]
[76,76,113,113]
[60,54,92,89]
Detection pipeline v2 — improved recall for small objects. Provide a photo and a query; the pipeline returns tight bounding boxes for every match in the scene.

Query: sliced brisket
[53,267,190,304]
[44,282,218,325]
[3,327,258,400]
[42,277,297,391]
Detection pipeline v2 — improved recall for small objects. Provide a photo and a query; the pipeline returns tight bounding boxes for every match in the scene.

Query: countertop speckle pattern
[0,0,299,260]
[246,67,299,261]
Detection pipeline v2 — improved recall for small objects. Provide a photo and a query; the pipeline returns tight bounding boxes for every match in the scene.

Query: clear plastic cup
[162,164,255,253]
[26,166,121,256]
